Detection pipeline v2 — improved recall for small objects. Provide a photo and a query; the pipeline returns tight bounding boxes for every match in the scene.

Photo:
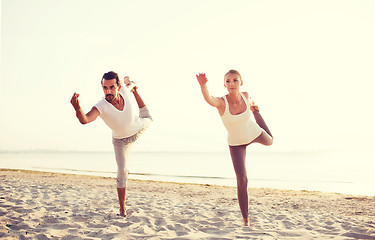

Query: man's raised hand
[70,92,81,111]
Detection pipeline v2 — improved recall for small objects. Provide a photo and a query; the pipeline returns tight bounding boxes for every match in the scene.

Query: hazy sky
[1,0,374,152]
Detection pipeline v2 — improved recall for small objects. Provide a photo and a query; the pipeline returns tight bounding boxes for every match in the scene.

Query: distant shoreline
[1,151,374,196]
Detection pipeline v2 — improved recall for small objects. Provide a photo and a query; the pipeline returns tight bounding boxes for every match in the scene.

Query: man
[70,71,152,216]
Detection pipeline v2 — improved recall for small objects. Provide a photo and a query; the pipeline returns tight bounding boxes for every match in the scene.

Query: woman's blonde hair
[224,69,242,80]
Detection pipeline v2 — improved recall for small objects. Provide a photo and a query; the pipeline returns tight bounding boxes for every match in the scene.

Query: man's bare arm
[70,92,100,124]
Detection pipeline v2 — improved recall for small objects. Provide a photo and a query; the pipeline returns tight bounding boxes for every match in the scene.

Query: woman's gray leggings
[229,143,250,220]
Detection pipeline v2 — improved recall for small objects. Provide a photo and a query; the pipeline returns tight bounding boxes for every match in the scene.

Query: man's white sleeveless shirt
[94,86,144,139]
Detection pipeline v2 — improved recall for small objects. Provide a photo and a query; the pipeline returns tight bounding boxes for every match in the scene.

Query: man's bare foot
[119,209,127,217]
[124,77,138,92]
[124,76,131,85]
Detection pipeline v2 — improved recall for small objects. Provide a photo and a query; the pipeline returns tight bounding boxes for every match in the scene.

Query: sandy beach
[0,169,374,239]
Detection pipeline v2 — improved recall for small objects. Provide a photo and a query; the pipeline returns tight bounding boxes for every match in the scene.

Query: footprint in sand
[87,221,107,228]
[341,232,375,239]
[155,226,167,232]
[42,216,62,224]
[127,215,141,223]
[199,226,222,235]
[282,220,294,229]
[275,214,287,220]
[112,220,133,228]
[211,217,225,228]
[155,217,167,226]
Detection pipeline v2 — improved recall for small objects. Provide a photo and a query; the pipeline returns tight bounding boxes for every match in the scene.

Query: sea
[0,150,374,196]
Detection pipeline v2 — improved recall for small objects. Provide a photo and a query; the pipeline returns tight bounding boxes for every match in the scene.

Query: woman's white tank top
[220,92,262,146]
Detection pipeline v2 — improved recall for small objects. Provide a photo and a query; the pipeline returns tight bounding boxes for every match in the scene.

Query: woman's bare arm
[196,73,223,109]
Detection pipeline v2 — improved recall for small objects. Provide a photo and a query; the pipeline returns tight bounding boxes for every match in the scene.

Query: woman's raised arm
[196,73,223,108]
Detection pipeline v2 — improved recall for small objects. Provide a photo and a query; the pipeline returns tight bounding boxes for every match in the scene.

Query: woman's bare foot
[248,98,258,112]
[243,218,251,227]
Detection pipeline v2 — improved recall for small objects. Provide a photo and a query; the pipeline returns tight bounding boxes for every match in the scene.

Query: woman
[196,70,273,226]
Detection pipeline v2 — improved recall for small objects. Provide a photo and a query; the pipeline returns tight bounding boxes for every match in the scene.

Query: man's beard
[105,94,115,102]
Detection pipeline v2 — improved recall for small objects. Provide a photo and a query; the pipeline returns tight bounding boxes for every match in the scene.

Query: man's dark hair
[101,71,120,85]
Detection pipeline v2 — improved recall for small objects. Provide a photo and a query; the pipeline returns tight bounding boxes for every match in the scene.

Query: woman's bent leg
[229,145,249,225]
[252,111,273,138]
[251,131,273,146]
